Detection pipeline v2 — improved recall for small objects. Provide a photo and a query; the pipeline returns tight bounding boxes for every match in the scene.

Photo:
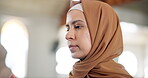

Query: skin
[65,10,91,60]
[0,44,12,78]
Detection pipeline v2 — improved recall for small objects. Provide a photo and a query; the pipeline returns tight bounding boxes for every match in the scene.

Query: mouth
[69,45,79,52]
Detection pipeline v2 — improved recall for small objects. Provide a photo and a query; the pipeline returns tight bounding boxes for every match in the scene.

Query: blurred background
[0,0,148,78]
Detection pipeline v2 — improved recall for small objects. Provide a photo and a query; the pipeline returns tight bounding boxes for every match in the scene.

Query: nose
[65,29,75,40]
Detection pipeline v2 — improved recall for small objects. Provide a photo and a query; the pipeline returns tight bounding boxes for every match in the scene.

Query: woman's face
[66,10,91,60]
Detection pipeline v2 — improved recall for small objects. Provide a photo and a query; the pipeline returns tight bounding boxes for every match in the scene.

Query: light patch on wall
[56,47,78,75]
[144,67,148,78]
[72,0,80,1]
[118,51,138,76]
[120,22,138,33]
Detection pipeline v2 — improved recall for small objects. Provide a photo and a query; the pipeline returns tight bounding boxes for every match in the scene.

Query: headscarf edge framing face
[69,0,132,78]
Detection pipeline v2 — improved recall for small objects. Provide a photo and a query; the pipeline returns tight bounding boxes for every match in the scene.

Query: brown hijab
[69,0,133,78]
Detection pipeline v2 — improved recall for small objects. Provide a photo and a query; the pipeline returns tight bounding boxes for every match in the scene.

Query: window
[1,19,29,78]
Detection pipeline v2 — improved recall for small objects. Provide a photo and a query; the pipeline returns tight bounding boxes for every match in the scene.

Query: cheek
[78,30,91,52]
[85,31,92,51]
[86,32,91,44]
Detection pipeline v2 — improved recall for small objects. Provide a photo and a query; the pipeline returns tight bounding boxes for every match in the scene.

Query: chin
[71,54,85,60]
[71,55,79,59]
[71,54,80,59]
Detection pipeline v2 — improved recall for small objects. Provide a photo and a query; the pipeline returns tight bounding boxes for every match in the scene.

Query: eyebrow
[66,20,84,27]
[72,20,84,25]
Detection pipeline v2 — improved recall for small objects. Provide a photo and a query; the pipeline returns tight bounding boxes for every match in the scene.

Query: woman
[65,0,133,78]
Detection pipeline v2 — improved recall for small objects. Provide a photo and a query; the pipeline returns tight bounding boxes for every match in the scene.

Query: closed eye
[74,25,80,28]
[66,24,70,31]
[74,25,83,30]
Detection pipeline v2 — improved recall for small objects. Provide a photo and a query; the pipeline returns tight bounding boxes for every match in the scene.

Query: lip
[69,45,78,52]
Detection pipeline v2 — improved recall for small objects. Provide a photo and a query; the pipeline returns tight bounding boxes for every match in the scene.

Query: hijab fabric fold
[69,0,133,78]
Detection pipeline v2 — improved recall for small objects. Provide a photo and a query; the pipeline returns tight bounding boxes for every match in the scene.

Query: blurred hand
[0,44,12,78]
[0,44,7,67]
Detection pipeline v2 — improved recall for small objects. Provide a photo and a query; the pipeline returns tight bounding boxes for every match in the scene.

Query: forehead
[66,10,86,24]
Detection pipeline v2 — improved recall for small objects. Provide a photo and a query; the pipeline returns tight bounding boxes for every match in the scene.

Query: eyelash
[66,25,82,31]
[74,25,81,29]
[66,26,69,31]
